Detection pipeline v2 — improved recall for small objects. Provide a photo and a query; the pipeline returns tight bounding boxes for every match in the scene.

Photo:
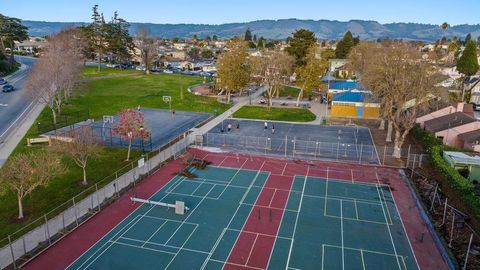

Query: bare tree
[24,28,85,124]
[350,42,439,158]
[0,152,63,219]
[251,49,294,108]
[52,126,100,185]
[136,26,157,75]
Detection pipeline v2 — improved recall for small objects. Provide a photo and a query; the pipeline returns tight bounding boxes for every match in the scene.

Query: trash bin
[321,116,327,125]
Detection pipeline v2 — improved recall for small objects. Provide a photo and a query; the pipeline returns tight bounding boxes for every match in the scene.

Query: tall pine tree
[244,28,252,42]
[285,29,316,66]
[335,31,355,59]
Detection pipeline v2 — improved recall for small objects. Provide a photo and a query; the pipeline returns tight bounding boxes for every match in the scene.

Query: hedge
[412,125,480,217]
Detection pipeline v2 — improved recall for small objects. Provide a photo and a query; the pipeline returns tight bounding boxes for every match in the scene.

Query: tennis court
[205,119,379,164]
[67,152,419,270]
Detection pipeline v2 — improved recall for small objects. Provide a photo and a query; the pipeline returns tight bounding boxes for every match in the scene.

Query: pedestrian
[264,121,268,130]
[237,122,240,129]
[272,124,275,134]
[172,109,176,118]
[227,123,232,132]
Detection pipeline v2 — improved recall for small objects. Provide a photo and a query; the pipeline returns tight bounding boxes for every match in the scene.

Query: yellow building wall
[363,107,380,118]
[331,105,357,117]
[331,105,380,118]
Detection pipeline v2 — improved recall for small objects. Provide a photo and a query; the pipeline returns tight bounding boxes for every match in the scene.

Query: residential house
[14,37,47,55]
[173,43,188,51]
[423,112,478,147]
[443,151,480,181]
[416,103,473,128]
[330,90,380,118]
[458,130,480,152]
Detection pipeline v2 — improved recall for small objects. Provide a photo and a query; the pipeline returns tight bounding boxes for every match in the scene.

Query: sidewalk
[0,102,44,167]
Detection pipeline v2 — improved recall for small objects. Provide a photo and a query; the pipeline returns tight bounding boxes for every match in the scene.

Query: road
[0,56,36,143]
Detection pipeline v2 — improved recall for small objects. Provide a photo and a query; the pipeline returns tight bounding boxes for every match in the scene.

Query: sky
[1,0,479,25]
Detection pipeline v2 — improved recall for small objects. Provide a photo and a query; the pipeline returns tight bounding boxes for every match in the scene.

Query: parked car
[2,84,14,92]
[163,70,173,74]
[0,78,7,85]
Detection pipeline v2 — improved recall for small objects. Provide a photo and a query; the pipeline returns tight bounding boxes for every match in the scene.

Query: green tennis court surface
[67,164,418,270]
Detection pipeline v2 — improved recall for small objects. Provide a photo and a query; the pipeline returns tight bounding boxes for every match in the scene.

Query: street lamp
[139,126,144,152]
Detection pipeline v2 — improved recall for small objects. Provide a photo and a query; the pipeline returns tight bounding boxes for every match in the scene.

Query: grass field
[233,105,316,122]
[278,85,300,97]
[0,73,229,240]
[82,66,142,78]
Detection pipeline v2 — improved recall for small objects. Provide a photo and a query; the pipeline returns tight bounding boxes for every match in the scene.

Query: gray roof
[424,112,476,133]
[458,129,480,144]
[444,151,480,166]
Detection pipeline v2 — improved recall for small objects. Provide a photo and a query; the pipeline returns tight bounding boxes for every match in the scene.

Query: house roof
[458,129,480,144]
[444,151,480,166]
[424,112,476,133]
[332,90,377,103]
[328,80,362,90]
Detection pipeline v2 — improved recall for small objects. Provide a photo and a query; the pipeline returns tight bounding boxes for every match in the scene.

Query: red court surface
[22,148,450,270]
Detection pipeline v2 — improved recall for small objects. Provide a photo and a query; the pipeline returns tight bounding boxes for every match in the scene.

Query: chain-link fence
[37,109,90,134]
[0,134,190,269]
[203,132,380,164]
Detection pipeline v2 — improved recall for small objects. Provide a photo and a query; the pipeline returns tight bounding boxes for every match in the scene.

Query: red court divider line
[22,160,184,270]
[225,174,293,270]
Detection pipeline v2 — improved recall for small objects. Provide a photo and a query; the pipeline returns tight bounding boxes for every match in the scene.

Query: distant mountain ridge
[22,19,480,41]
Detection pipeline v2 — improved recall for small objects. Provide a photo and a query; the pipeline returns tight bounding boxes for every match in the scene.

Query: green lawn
[278,85,301,97]
[82,66,142,78]
[233,105,316,122]
[0,73,229,240]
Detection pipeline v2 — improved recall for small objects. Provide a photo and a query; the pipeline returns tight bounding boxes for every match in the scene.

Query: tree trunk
[97,51,102,72]
[392,130,404,159]
[17,195,24,219]
[126,138,132,161]
[226,91,231,103]
[51,108,57,124]
[296,88,304,107]
[82,166,88,185]
[386,120,393,142]
[379,119,385,130]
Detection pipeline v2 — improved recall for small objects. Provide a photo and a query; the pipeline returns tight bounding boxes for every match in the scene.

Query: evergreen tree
[0,14,28,64]
[205,35,211,42]
[212,35,218,41]
[465,33,472,44]
[257,37,265,49]
[244,28,252,42]
[253,34,257,43]
[457,40,479,77]
[335,31,355,59]
[285,29,316,66]
[353,35,360,46]
[105,11,133,63]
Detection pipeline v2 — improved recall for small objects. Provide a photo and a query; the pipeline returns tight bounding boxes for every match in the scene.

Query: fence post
[8,235,16,270]
[315,141,319,159]
[440,198,448,226]
[382,145,387,165]
[419,154,423,168]
[284,136,288,157]
[410,155,417,178]
[463,233,474,270]
[44,214,51,244]
[293,137,296,158]
[96,183,101,211]
[406,144,411,166]
[336,141,340,161]
[448,213,455,248]
[430,184,438,211]
[359,144,363,164]
[73,197,79,227]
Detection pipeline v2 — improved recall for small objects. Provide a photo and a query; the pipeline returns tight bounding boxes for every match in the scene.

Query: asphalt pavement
[0,56,36,142]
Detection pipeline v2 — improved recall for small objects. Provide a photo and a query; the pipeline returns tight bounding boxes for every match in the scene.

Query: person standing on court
[237,122,240,130]
[272,124,275,134]
[172,109,176,118]
[227,123,232,132]
[264,121,268,130]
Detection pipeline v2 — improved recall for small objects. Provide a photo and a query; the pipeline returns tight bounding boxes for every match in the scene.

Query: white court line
[108,240,177,255]
[70,175,185,269]
[386,185,420,269]
[267,189,277,207]
[241,202,298,213]
[219,161,267,270]
[245,234,259,266]
[285,168,308,269]
[142,219,168,247]
[265,174,297,269]
[304,193,383,206]
[163,224,200,269]
[200,161,267,270]
[218,155,229,166]
[210,259,264,270]
[119,236,210,255]
[227,228,291,241]
[375,184,402,270]
[281,162,288,176]
[340,200,345,270]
